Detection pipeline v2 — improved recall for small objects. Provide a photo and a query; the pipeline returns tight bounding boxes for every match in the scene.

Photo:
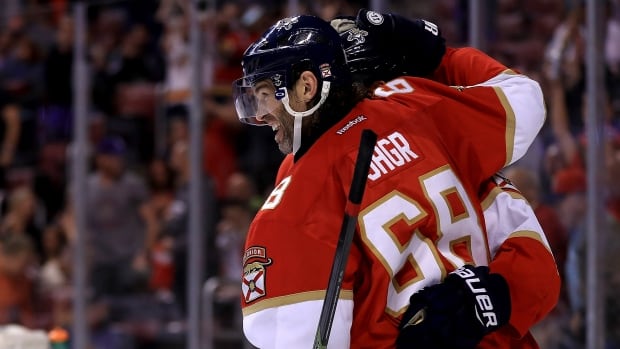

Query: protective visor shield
[232,72,287,126]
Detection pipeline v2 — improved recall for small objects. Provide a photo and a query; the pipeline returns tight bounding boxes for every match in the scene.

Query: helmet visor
[232,72,287,125]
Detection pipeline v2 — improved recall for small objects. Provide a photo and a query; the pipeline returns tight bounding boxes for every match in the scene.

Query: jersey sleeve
[429,47,545,166]
[241,152,360,348]
[431,47,511,86]
[379,69,544,173]
[432,70,545,168]
[480,176,561,338]
[469,71,545,167]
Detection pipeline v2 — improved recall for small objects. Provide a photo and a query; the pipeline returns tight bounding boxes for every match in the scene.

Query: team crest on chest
[242,246,273,303]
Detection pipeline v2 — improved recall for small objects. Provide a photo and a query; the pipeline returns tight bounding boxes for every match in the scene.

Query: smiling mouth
[271,124,283,144]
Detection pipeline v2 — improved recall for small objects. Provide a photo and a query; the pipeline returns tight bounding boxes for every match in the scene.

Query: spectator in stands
[0,35,43,111]
[0,185,44,260]
[544,0,620,134]
[41,14,73,144]
[215,200,252,280]
[164,107,240,200]
[549,166,587,349]
[157,0,191,107]
[88,9,124,116]
[546,63,620,182]
[140,158,177,294]
[43,12,72,98]
[0,34,42,167]
[85,136,149,298]
[0,100,21,190]
[38,221,69,293]
[0,233,36,327]
[215,172,258,280]
[203,108,240,199]
[225,171,262,210]
[111,23,164,86]
[111,23,163,121]
[33,141,67,224]
[165,139,217,312]
[0,29,14,69]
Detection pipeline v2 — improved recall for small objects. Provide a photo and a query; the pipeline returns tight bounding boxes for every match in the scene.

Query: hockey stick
[313,129,377,349]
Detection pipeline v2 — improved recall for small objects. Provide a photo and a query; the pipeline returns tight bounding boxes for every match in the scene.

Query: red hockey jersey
[241,51,552,348]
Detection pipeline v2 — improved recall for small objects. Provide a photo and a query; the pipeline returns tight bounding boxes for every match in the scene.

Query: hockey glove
[396,265,511,349]
[354,8,446,78]
[330,9,445,84]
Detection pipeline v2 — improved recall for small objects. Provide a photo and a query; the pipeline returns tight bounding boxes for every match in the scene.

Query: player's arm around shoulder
[481,175,561,337]
[432,47,508,86]
[465,69,546,167]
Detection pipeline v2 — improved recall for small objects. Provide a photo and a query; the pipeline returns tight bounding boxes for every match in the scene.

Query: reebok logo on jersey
[453,266,499,328]
[242,246,273,303]
[368,131,419,181]
[336,115,367,135]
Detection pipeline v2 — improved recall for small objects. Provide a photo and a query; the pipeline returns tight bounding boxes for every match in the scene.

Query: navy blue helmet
[233,15,350,125]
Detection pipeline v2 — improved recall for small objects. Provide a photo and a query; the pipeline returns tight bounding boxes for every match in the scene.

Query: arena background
[0,0,618,348]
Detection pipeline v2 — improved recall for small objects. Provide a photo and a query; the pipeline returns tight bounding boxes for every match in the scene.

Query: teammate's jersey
[432,46,511,86]
[241,69,547,348]
[478,176,560,348]
[432,46,560,347]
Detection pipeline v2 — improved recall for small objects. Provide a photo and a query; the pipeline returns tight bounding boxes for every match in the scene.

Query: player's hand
[353,9,446,77]
[396,265,511,349]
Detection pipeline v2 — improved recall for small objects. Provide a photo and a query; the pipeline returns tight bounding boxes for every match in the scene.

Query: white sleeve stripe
[493,86,516,166]
[484,190,551,258]
[474,73,546,165]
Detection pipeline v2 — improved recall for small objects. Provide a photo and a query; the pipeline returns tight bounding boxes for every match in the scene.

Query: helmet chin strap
[281,81,331,154]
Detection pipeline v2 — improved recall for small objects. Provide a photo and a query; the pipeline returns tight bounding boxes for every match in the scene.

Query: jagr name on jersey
[368,131,419,181]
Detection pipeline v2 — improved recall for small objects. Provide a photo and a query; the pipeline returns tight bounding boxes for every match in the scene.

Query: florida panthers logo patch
[242,246,273,303]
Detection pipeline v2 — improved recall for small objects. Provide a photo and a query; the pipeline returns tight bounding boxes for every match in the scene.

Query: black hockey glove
[354,8,446,78]
[330,9,445,83]
[396,265,511,349]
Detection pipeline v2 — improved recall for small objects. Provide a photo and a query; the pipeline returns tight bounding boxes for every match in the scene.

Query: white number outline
[261,176,292,210]
[359,166,490,315]
[373,78,414,97]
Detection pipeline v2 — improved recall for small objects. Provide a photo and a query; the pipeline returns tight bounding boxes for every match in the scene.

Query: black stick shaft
[313,129,377,349]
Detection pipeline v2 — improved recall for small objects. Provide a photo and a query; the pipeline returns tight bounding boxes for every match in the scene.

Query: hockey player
[233,14,549,348]
[329,10,560,348]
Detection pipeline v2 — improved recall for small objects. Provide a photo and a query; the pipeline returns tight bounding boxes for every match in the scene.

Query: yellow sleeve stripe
[492,86,516,167]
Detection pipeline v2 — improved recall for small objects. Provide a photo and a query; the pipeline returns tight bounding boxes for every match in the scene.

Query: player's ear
[294,71,319,103]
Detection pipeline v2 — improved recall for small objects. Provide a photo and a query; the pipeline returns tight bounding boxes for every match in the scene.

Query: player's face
[253,81,295,154]
[234,72,286,125]
[234,75,313,154]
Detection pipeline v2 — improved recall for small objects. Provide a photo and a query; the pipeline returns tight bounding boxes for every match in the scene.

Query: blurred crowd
[0,0,619,348]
